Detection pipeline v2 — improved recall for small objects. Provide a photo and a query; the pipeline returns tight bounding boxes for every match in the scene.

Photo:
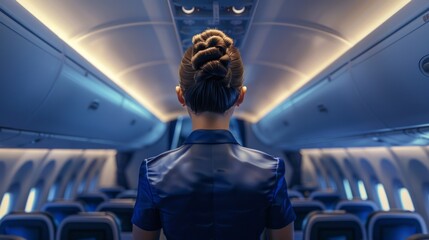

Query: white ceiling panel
[238,63,301,120]
[16,0,410,122]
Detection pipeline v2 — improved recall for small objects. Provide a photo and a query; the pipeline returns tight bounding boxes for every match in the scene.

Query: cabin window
[47,182,58,202]
[78,160,98,194]
[398,187,414,211]
[64,176,76,200]
[77,179,86,194]
[343,179,353,200]
[357,180,368,200]
[376,183,390,211]
[327,173,337,190]
[0,193,12,219]
[310,157,327,190]
[89,170,101,191]
[25,180,44,212]
[25,187,38,212]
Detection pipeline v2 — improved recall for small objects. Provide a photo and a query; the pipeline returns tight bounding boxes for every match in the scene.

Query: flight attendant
[132,29,295,240]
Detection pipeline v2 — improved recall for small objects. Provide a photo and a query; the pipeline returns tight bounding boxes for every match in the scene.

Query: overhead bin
[290,70,384,142]
[0,11,62,129]
[254,9,429,149]
[0,6,165,148]
[350,17,429,129]
[28,60,124,140]
[254,69,385,148]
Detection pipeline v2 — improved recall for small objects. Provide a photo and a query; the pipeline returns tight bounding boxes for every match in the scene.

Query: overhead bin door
[351,18,429,129]
[0,12,62,129]
[28,60,125,141]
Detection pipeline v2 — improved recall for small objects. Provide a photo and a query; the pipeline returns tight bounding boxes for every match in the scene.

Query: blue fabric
[132,129,296,239]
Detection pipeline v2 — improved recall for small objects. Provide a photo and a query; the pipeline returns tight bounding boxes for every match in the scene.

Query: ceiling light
[182,6,195,15]
[232,6,245,14]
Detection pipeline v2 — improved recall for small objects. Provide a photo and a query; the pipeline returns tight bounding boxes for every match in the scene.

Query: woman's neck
[190,111,231,130]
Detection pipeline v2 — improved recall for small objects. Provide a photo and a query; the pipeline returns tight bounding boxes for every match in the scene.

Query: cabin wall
[302,146,429,228]
[0,149,115,216]
[126,128,170,189]
[244,122,294,185]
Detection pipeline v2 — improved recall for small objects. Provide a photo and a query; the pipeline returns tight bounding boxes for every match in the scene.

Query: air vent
[169,0,258,52]
[420,55,429,76]
[88,100,100,111]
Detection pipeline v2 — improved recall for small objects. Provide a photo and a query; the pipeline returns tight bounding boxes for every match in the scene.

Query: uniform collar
[183,129,239,145]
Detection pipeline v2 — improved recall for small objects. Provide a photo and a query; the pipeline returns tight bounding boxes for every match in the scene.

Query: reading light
[232,6,245,14]
[182,6,195,14]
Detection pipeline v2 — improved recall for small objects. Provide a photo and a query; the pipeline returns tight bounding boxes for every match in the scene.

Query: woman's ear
[176,86,186,107]
[235,86,247,107]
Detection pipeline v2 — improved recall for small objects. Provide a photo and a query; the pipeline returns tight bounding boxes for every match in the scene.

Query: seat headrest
[287,189,304,199]
[98,187,125,199]
[336,200,379,224]
[309,190,342,210]
[368,210,428,240]
[0,234,26,240]
[116,189,137,199]
[96,199,135,232]
[0,212,55,240]
[291,199,326,231]
[75,193,108,212]
[57,212,120,240]
[303,211,365,240]
[41,201,85,225]
[407,233,429,240]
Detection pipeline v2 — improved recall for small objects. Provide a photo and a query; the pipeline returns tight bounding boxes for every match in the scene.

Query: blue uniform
[132,129,295,239]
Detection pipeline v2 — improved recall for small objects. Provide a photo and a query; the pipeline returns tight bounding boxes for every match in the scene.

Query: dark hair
[179,29,244,114]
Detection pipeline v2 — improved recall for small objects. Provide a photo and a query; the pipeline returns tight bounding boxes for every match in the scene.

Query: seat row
[0,198,135,240]
[291,198,428,240]
[0,212,121,240]
[288,189,344,210]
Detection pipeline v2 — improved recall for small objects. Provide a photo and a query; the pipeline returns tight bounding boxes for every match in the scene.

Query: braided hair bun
[179,29,244,114]
[191,30,233,86]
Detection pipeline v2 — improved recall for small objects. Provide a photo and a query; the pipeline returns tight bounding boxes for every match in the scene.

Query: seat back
[96,199,134,232]
[99,187,125,199]
[336,200,379,225]
[303,211,366,240]
[291,199,325,231]
[75,192,108,211]
[0,234,26,240]
[407,233,429,240]
[116,190,137,199]
[57,212,120,240]
[0,212,55,240]
[96,199,135,240]
[288,189,304,199]
[41,200,84,225]
[309,190,342,210]
[367,210,428,240]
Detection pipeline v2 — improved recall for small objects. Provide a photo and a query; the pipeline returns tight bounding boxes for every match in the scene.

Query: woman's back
[133,129,295,240]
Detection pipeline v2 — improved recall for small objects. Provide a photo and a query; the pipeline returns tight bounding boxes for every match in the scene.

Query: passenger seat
[309,190,342,210]
[287,189,304,199]
[0,235,25,240]
[41,200,85,225]
[302,211,366,240]
[99,187,125,199]
[57,212,120,240]
[291,199,325,240]
[0,212,55,240]
[116,189,137,200]
[367,210,428,240]
[96,199,135,240]
[336,199,379,225]
[75,192,108,211]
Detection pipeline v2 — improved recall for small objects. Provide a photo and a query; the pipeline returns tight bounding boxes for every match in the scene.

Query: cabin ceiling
[16,0,410,122]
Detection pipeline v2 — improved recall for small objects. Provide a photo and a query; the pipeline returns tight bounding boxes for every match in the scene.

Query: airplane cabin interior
[1,0,429,239]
